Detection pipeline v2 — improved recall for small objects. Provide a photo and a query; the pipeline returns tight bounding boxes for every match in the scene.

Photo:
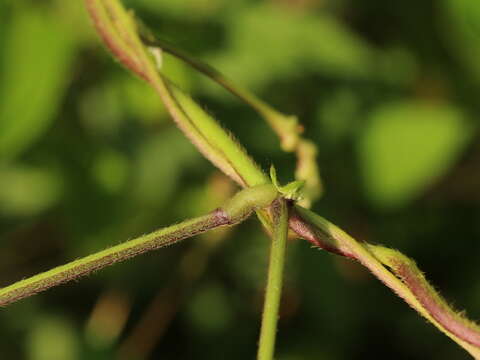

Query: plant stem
[85,0,269,189]
[0,211,227,307]
[258,198,289,360]
[138,24,323,206]
[138,28,302,152]
[290,205,480,358]
[165,81,268,187]
[0,185,278,307]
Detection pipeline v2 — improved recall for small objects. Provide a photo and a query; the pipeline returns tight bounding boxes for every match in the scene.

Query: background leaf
[357,101,472,209]
[0,165,63,217]
[208,3,375,93]
[0,4,76,162]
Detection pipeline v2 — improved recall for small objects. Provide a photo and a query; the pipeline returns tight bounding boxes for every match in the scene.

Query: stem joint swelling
[223,184,279,223]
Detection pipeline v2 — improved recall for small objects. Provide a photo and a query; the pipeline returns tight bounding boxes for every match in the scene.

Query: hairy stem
[138,23,323,206]
[84,1,479,357]
[258,199,289,360]
[290,206,480,358]
[138,26,302,152]
[165,81,268,188]
[0,212,226,307]
[367,245,480,350]
[0,185,278,307]
[85,0,268,189]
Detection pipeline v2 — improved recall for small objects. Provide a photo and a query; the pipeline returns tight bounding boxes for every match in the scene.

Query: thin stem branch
[258,199,289,360]
[0,211,227,307]
[0,185,279,307]
[138,26,302,152]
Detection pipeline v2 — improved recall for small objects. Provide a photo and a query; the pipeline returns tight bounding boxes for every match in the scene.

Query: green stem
[0,185,278,307]
[85,0,269,189]
[165,81,268,188]
[138,24,323,205]
[258,198,289,360]
[0,212,225,307]
[138,27,301,152]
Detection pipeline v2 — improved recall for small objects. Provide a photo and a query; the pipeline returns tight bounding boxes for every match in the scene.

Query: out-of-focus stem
[138,29,302,152]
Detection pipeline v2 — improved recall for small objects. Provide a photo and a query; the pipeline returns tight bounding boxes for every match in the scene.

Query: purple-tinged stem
[291,206,480,357]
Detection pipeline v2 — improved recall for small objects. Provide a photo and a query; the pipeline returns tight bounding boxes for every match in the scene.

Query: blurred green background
[1,0,479,359]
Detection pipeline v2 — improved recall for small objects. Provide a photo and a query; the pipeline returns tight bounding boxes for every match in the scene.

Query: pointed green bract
[0,5,76,161]
[270,165,305,200]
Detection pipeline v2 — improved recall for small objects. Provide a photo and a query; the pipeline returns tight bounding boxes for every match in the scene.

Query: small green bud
[270,165,305,201]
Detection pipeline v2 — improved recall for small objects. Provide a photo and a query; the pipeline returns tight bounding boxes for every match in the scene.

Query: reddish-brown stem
[289,207,480,356]
[394,259,480,347]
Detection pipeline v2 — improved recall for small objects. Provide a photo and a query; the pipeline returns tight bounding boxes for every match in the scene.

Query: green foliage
[27,316,79,360]
[444,0,480,81]
[208,3,375,92]
[0,165,62,216]
[133,129,200,206]
[127,0,223,19]
[186,282,233,334]
[358,101,472,209]
[0,4,75,161]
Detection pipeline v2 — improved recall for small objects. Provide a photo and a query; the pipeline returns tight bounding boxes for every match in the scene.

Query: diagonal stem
[0,211,227,307]
[138,26,302,152]
[258,198,289,360]
[85,0,269,189]
[0,185,278,307]
[139,26,323,206]
[290,205,480,358]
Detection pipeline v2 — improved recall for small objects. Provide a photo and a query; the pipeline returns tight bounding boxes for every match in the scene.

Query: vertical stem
[257,198,289,360]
